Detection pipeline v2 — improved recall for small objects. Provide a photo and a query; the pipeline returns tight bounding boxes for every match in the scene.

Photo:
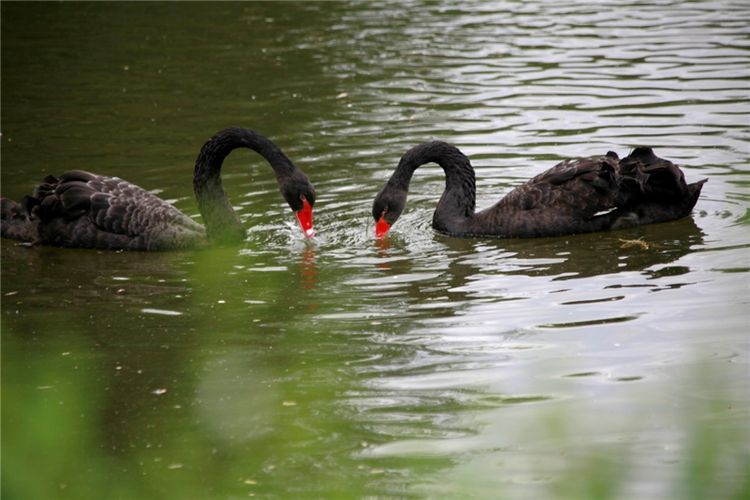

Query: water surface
[2,2,749,499]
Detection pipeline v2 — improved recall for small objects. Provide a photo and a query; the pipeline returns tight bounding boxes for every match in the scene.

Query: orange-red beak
[375,215,390,239]
[296,198,315,239]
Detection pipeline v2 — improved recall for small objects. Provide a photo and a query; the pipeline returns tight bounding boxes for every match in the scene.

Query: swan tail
[619,147,689,201]
[683,178,708,215]
[1,197,40,242]
[617,148,707,223]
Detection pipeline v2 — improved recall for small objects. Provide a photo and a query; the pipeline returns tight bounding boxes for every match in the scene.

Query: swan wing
[34,170,200,238]
[500,155,622,219]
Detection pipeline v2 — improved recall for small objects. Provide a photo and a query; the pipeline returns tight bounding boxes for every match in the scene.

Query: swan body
[373,142,706,239]
[1,127,316,251]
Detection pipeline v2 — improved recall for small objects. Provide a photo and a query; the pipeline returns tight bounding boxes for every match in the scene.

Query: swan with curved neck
[0,127,316,250]
[373,141,705,239]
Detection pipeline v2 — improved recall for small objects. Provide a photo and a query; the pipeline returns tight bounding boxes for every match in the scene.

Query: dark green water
[2,2,749,499]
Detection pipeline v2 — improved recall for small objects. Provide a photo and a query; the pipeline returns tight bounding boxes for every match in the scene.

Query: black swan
[0,127,316,251]
[372,142,706,239]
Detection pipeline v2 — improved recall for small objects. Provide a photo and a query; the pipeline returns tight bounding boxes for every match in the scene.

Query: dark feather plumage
[372,143,706,239]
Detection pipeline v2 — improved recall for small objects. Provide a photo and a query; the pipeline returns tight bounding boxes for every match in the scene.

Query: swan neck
[395,141,477,227]
[194,127,295,242]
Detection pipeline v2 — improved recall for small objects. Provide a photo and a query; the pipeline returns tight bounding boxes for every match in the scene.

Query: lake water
[2,2,748,499]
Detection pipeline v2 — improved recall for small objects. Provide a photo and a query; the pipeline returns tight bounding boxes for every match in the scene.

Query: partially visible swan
[1,127,316,250]
[373,142,705,238]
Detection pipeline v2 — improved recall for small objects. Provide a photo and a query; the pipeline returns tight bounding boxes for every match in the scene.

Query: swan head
[372,183,407,239]
[280,173,316,239]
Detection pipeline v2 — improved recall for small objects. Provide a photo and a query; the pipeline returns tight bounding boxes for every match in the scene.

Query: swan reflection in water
[368,215,705,296]
[300,246,318,295]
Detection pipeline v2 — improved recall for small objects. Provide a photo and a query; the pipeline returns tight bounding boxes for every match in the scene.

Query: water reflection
[0,242,193,310]
[355,215,705,314]
[299,246,317,292]
[374,236,392,263]
[450,216,706,280]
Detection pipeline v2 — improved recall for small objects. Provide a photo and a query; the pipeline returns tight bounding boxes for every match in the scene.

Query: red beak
[295,198,315,238]
[375,215,390,239]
